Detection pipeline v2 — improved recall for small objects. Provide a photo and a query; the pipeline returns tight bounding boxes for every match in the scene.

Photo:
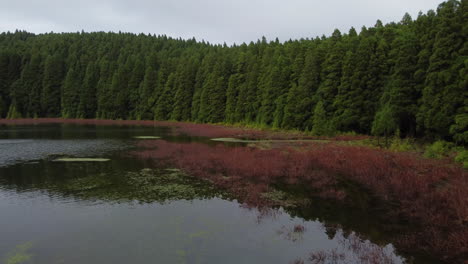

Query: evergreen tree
[154,72,176,120]
[78,61,99,118]
[418,0,465,139]
[372,103,398,147]
[41,55,64,117]
[61,65,81,118]
[0,2,464,144]
[312,101,332,136]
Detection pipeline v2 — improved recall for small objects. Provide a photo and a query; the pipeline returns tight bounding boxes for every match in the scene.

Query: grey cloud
[0,0,444,44]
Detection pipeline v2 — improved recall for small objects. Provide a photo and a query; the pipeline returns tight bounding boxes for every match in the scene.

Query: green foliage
[450,112,468,144]
[41,55,64,117]
[454,150,468,169]
[311,101,335,136]
[424,140,455,159]
[389,137,416,152]
[4,242,33,264]
[372,104,398,137]
[0,1,464,144]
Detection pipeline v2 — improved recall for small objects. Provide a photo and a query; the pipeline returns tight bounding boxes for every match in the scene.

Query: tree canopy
[0,0,466,143]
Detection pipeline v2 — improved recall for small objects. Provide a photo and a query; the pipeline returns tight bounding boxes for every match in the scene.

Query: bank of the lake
[0,119,466,263]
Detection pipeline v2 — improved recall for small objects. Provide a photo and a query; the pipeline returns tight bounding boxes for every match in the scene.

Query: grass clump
[389,137,416,152]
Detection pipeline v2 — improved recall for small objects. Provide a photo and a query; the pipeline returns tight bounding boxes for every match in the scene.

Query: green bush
[389,137,415,152]
[424,140,454,159]
[454,150,468,169]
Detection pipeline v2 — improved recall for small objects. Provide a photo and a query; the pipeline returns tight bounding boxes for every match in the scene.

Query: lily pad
[53,158,110,162]
[133,136,161,139]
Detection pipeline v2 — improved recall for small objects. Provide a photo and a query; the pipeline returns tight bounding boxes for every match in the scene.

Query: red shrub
[4,119,465,262]
[131,139,467,262]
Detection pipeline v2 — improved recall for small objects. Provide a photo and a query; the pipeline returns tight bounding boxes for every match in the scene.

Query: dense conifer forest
[0,0,466,143]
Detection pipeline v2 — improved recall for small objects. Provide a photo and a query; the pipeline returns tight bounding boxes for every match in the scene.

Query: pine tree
[418,0,465,139]
[315,30,345,122]
[171,56,199,121]
[312,101,332,136]
[136,65,158,120]
[382,28,420,137]
[61,65,81,118]
[78,61,99,118]
[372,103,398,147]
[154,72,176,120]
[198,63,228,123]
[41,55,64,117]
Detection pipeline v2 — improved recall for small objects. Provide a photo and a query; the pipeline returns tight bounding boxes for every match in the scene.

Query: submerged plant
[131,139,467,262]
[53,158,110,162]
[52,168,225,203]
[4,242,33,264]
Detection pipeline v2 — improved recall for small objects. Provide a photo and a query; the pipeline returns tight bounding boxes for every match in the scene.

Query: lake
[0,123,437,264]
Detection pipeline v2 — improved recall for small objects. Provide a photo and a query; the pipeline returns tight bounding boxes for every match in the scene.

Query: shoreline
[1,118,467,262]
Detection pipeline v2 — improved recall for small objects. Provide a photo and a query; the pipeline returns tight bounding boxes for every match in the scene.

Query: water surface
[0,123,419,264]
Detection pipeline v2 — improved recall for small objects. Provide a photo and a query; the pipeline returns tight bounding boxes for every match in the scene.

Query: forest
[0,0,466,144]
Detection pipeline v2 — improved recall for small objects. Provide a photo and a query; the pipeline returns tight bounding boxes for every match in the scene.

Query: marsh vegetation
[0,121,465,263]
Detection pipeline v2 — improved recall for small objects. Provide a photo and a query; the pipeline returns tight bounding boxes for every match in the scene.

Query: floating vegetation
[54,168,225,203]
[210,138,256,143]
[261,189,310,208]
[4,241,33,264]
[133,136,161,139]
[53,158,110,162]
[210,138,328,143]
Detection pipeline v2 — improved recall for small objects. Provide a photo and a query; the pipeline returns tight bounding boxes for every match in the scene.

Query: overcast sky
[0,0,443,44]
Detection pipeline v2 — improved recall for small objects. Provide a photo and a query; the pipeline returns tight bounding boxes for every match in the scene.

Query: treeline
[0,0,466,143]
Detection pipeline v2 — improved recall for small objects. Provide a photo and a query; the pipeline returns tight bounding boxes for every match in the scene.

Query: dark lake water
[0,123,433,264]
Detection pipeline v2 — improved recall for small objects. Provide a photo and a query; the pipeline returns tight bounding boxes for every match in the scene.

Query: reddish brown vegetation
[3,119,466,261]
[132,139,467,262]
[0,118,371,141]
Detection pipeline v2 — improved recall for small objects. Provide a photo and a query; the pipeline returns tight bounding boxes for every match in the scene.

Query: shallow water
[0,123,434,264]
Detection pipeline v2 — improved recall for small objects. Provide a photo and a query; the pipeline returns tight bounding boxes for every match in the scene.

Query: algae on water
[4,242,33,264]
[53,158,110,162]
[54,168,225,203]
[210,138,255,143]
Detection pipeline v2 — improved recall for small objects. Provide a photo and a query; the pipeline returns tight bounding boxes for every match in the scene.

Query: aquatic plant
[132,139,467,262]
[4,242,33,264]
[133,136,161,139]
[53,158,110,162]
[49,168,225,203]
